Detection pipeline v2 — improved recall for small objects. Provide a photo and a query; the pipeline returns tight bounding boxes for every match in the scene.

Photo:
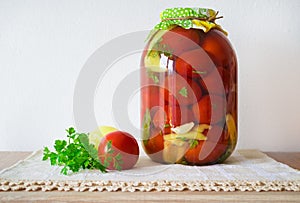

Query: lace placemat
[0,150,299,192]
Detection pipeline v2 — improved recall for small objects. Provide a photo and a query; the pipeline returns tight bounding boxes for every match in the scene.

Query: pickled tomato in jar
[141,8,237,165]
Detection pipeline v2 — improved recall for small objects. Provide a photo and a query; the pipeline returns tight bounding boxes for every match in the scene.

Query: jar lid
[154,8,227,35]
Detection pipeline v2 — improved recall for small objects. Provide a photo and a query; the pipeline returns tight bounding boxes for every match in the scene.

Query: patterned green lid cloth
[154,7,227,35]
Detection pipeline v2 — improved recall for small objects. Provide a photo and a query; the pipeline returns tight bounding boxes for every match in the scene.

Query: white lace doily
[0,150,299,192]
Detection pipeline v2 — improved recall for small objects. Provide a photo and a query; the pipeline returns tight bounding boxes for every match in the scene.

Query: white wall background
[0,0,300,152]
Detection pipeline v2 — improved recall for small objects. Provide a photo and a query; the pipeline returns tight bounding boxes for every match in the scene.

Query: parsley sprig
[43,127,107,175]
[146,69,159,84]
[179,87,188,98]
[176,136,199,149]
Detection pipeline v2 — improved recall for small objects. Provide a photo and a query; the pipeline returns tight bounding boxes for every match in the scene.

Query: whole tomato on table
[98,131,140,170]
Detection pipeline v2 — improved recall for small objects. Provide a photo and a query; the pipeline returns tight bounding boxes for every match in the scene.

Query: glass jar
[141,8,237,165]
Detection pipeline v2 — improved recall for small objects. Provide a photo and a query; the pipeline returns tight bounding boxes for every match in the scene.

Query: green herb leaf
[54,140,67,152]
[176,137,188,142]
[61,166,68,175]
[42,127,107,175]
[180,160,188,165]
[67,127,76,135]
[42,147,51,160]
[192,70,207,75]
[189,139,199,149]
[146,69,159,84]
[179,87,188,98]
[142,109,151,145]
[49,152,58,165]
[176,137,198,148]
[153,42,173,57]
[164,123,171,128]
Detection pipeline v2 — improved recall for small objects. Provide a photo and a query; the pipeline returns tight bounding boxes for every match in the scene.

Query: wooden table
[0,151,299,202]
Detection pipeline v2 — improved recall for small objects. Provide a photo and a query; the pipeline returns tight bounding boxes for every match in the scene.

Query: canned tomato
[141,8,237,165]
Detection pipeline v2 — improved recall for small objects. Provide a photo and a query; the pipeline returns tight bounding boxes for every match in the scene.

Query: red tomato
[141,85,160,108]
[184,126,228,164]
[143,129,164,163]
[153,104,195,128]
[98,131,139,170]
[152,106,168,130]
[201,29,236,68]
[141,85,167,118]
[160,74,202,106]
[175,48,215,79]
[199,67,230,96]
[192,95,226,124]
[169,105,195,127]
[217,66,230,94]
[160,26,201,57]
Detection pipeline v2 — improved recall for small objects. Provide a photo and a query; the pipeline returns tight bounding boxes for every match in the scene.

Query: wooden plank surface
[0,152,32,171]
[265,152,300,170]
[0,151,299,203]
[0,191,300,203]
